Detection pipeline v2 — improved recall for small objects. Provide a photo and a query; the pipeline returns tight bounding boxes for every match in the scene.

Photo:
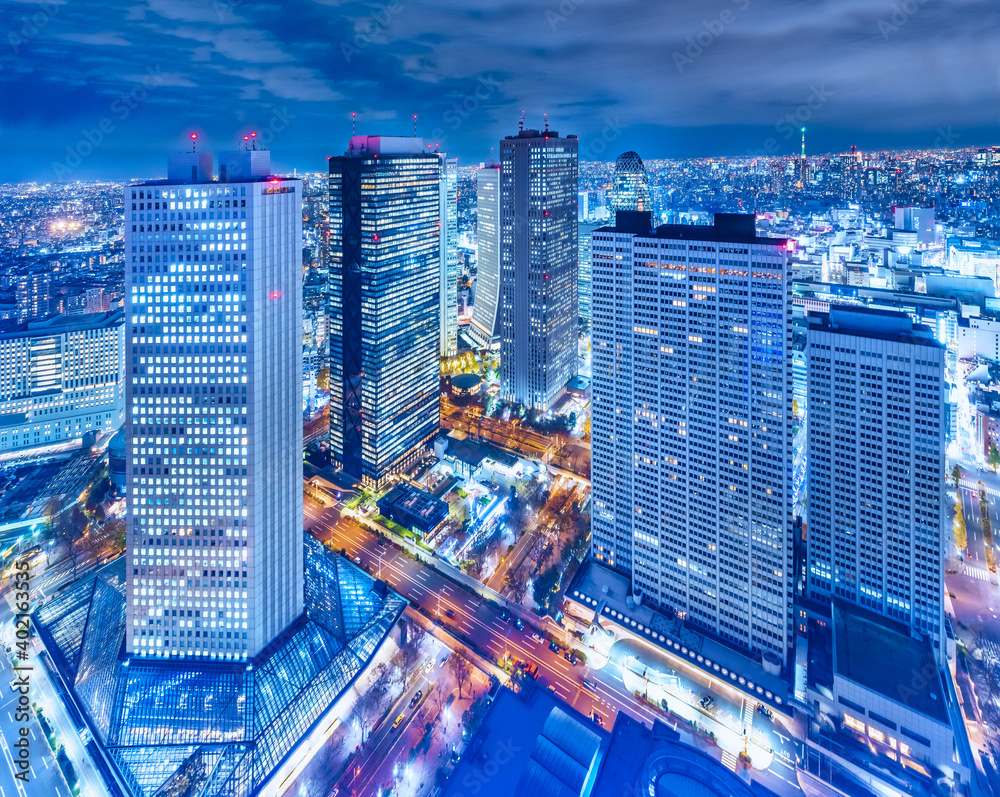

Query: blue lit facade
[328,136,441,488]
[35,535,406,797]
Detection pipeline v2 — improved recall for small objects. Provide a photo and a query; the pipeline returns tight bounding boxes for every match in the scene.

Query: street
[305,497,806,795]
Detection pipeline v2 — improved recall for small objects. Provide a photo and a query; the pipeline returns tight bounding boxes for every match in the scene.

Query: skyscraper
[591,211,793,665]
[806,306,946,655]
[470,164,500,348]
[328,135,441,487]
[578,221,603,326]
[125,147,303,660]
[439,155,459,358]
[499,127,578,411]
[610,151,651,214]
[14,271,51,323]
[36,144,407,797]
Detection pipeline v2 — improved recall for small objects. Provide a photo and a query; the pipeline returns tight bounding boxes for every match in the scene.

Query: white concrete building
[469,165,500,348]
[0,311,124,452]
[806,306,946,654]
[124,148,303,660]
[591,211,793,666]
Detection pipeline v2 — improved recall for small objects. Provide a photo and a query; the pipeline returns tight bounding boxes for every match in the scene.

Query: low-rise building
[377,483,449,538]
[0,310,124,452]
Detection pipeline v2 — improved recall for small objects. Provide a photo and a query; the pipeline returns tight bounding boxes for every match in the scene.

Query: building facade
[578,222,602,326]
[439,155,458,358]
[328,136,441,487]
[499,128,578,411]
[0,310,124,452]
[125,148,304,660]
[610,151,651,214]
[591,212,793,665]
[470,164,501,347]
[806,306,946,654]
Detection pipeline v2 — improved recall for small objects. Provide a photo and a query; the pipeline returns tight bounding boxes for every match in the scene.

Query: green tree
[954,499,967,555]
[989,443,1000,473]
[951,463,962,490]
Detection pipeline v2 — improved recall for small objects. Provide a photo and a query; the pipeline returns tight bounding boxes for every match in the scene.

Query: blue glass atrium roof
[36,536,406,797]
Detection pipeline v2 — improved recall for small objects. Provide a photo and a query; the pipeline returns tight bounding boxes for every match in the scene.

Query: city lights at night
[0,1,998,796]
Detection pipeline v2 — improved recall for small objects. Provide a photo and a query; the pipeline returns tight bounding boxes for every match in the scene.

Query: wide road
[305,499,805,795]
[0,598,71,797]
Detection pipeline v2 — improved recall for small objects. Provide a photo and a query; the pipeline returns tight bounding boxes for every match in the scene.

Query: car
[498,609,512,623]
[549,641,560,654]
[391,712,405,731]
[410,690,423,708]
[519,661,539,679]
[564,652,577,665]
[590,711,603,727]
[700,695,715,711]
[440,652,451,665]
[531,632,542,643]
[353,556,362,566]
[547,685,556,693]
[582,679,597,692]
[513,617,524,631]
[444,608,456,619]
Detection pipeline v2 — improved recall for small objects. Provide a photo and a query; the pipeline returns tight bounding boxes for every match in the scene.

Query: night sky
[2,0,999,181]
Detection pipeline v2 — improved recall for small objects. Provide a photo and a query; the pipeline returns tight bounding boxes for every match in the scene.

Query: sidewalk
[405,606,509,686]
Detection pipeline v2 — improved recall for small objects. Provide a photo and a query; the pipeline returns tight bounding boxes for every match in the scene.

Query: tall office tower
[439,155,459,357]
[610,151,651,213]
[0,310,124,452]
[806,307,946,655]
[125,148,303,660]
[578,222,603,326]
[470,164,501,348]
[328,136,441,487]
[770,160,786,195]
[591,212,794,665]
[499,127,578,411]
[14,271,51,323]
[578,191,589,222]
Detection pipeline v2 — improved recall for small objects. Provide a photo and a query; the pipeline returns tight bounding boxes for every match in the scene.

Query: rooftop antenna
[352,111,356,138]
[544,113,549,133]
[243,134,250,151]
[250,131,257,151]
[190,132,197,152]
[519,110,524,133]
[413,114,417,137]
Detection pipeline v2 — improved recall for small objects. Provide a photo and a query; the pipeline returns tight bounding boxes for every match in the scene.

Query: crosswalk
[721,750,739,772]
[966,565,992,582]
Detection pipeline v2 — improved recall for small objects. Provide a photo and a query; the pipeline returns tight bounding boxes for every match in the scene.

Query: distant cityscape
[1,133,1000,797]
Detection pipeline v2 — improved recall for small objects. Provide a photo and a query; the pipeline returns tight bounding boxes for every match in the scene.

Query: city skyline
[3,0,999,181]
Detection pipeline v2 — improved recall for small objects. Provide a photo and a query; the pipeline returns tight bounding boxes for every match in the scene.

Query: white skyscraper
[806,306,946,655]
[470,164,500,348]
[125,148,303,660]
[591,211,793,665]
[440,155,459,358]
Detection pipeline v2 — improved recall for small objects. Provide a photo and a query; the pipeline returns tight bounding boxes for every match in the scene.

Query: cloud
[54,31,131,46]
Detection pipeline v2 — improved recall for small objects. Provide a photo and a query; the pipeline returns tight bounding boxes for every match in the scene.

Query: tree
[951,463,962,490]
[317,367,330,392]
[954,500,968,556]
[449,654,474,701]
[989,443,1000,473]
[354,663,392,742]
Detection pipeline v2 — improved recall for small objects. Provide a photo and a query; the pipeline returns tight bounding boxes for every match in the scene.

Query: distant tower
[610,151,651,213]
[796,128,809,189]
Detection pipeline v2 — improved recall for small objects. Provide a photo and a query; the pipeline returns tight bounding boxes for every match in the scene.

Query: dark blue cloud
[2,0,998,181]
